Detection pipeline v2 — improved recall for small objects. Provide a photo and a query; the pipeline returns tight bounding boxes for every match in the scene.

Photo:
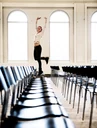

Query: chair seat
[58,71,65,76]
[26,86,52,90]
[28,82,51,85]
[81,82,96,91]
[88,87,97,93]
[24,88,53,94]
[17,97,59,107]
[10,104,68,120]
[31,80,50,85]
[27,84,51,88]
[2,117,75,128]
[69,77,75,81]
[21,92,56,99]
[77,79,81,83]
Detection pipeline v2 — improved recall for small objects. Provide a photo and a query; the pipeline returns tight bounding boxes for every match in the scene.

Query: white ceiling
[0,0,96,2]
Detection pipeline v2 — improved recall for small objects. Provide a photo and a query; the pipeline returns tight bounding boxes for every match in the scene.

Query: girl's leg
[37,59,43,75]
[38,45,43,74]
[34,45,49,75]
[41,57,49,64]
[34,45,43,75]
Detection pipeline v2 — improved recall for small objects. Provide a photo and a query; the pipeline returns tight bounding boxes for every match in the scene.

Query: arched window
[50,11,69,60]
[8,11,27,61]
[91,12,97,60]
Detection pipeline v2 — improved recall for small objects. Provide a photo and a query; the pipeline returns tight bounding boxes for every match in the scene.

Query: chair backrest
[21,66,26,78]
[0,68,10,122]
[17,66,24,79]
[24,66,29,76]
[23,66,28,76]
[5,66,16,85]
[0,69,8,91]
[25,66,29,75]
[0,66,11,88]
[14,66,21,81]
[10,66,18,82]
[26,66,30,75]
[29,66,32,73]
[30,66,34,74]
[92,66,97,79]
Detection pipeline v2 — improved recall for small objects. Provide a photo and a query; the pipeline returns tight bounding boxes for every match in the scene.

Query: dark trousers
[34,45,45,73]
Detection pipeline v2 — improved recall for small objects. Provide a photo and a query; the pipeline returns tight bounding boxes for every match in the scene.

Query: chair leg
[56,75,59,87]
[90,92,92,104]
[82,88,88,120]
[64,79,67,98]
[55,77,57,85]
[1,90,10,121]
[69,80,73,104]
[66,79,70,101]
[1,91,4,105]
[89,92,95,128]
[61,78,65,95]
[65,75,68,86]
[82,77,89,120]
[73,83,77,108]
[96,94,97,108]
[81,89,83,98]
[77,86,82,113]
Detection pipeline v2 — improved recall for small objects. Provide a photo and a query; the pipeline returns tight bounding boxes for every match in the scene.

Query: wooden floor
[50,77,97,128]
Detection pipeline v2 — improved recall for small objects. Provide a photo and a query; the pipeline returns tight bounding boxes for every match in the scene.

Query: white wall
[0,1,97,74]
[76,3,85,63]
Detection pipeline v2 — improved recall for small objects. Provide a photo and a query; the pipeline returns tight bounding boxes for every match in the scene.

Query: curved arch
[50,10,69,60]
[8,10,28,61]
[8,10,27,22]
[50,10,69,22]
[91,11,97,60]
[91,11,97,22]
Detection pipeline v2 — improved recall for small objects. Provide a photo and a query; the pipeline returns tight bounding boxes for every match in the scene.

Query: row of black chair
[50,65,97,128]
[0,66,75,128]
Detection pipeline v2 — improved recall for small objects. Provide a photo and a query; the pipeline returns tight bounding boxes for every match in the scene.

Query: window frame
[49,10,70,61]
[6,10,28,63]
[85,4,97,64]
[90,11,97,61]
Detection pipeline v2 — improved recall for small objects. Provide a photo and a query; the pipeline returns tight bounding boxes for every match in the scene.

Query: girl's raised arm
[42,17,47,33]
[36,17,41,30]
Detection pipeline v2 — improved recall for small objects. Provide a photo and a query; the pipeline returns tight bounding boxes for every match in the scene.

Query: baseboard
[45,74,51,77]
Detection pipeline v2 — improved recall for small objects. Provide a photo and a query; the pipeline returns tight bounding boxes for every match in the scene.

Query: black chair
[81,66,97,128]
[0,68,11,123]
[1,66,76,128]
[50,66,60,86]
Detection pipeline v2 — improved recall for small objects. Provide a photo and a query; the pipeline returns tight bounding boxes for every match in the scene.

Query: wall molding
[2,2,75,7]
[0,3,3,63]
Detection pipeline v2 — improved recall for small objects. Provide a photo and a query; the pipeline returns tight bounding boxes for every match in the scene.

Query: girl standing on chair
[34,17,49,76]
